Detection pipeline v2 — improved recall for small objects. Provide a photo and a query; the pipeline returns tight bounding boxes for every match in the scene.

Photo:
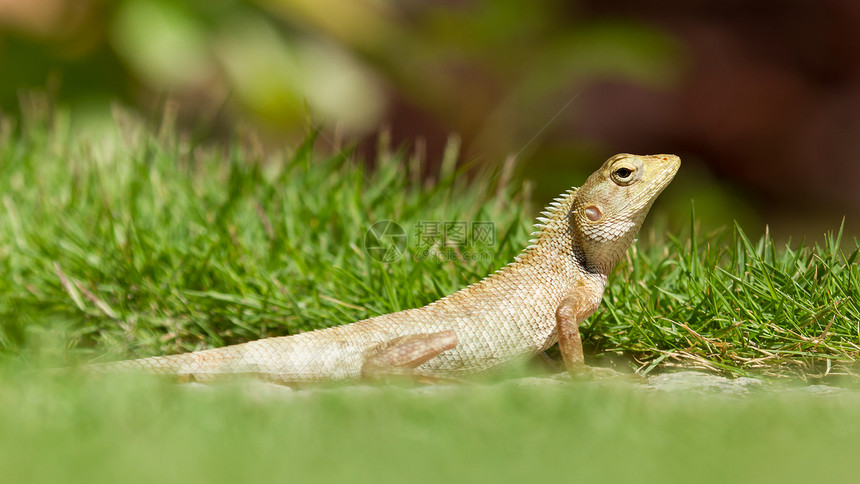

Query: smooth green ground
[2,370,859,484]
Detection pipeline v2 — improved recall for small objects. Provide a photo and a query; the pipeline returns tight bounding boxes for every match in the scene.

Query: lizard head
[571,153,680,273]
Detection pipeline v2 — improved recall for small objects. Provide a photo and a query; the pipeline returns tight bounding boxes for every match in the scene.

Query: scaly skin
[94,154,680,383]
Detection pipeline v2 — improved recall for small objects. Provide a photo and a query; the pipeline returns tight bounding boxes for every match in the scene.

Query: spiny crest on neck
[427,185,580,307]
[512,186,578,264]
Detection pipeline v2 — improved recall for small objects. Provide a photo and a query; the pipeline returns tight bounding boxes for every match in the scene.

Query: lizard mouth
[650,155,681,194]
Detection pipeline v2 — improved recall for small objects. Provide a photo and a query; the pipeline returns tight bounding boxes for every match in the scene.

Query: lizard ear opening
[584,205,603,222]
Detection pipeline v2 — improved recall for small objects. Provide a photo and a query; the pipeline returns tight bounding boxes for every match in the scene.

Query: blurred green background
[1,0,858,238]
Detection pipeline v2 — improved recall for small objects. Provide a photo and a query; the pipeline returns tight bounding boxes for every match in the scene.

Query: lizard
[91,153,680,384]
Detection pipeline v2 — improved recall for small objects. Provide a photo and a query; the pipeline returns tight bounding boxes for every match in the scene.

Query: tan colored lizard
[93,153,680,383]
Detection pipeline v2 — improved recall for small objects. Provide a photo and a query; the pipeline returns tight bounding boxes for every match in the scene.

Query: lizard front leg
[361,330,460,383]
[555,294,587,374]
[555,288,604,377]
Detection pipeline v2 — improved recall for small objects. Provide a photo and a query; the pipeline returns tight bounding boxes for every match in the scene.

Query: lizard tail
[88,345,248,381]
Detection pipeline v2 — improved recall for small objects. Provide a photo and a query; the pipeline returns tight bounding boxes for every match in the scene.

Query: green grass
[1,110,858,379]
[1,111,532,364]
[2,110,860,483]
[596,220,860,380]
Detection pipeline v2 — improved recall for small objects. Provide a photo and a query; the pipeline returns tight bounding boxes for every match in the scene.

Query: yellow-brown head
[571,153,680,273]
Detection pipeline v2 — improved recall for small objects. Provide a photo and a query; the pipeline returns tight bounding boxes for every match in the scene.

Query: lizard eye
[611,166,637,185]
